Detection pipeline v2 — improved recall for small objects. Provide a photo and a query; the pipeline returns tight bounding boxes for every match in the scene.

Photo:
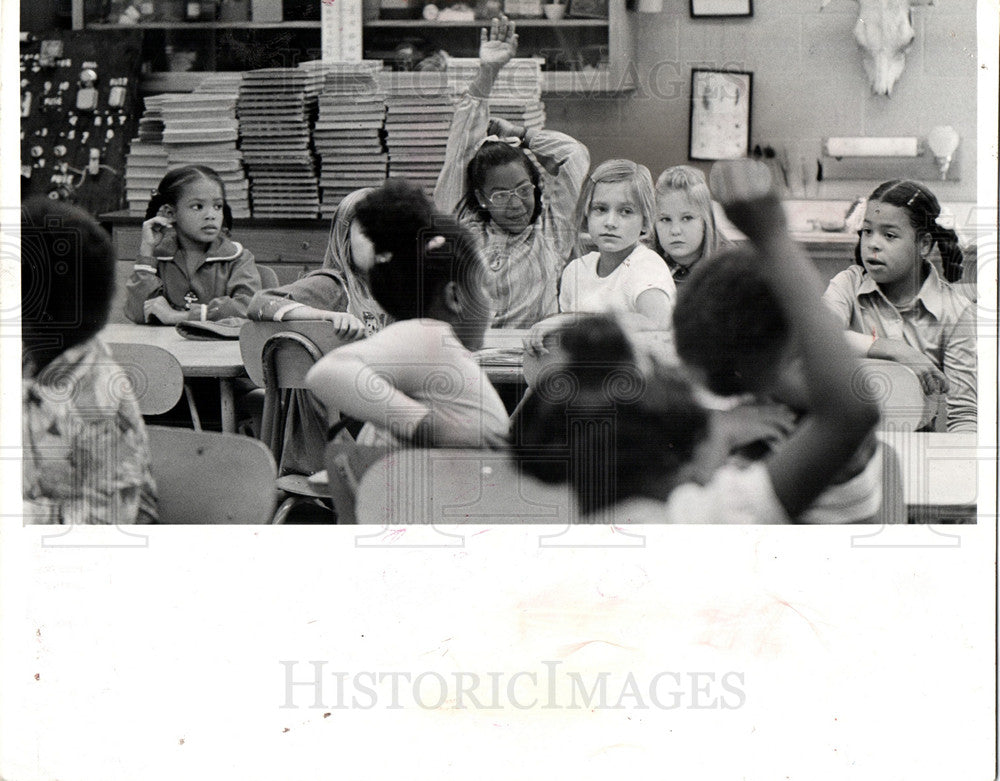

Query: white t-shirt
[320,319,510,448]
[558,244,677,316]
[597,462,790,524]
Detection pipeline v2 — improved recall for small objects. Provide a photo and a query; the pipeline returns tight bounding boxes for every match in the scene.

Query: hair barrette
[150,188,160,199]
[426,235,446,251]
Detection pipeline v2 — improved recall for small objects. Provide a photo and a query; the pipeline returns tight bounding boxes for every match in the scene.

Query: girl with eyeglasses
[434,15,591,328]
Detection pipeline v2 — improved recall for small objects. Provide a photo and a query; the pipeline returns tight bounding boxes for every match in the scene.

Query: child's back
[22,198,157,525]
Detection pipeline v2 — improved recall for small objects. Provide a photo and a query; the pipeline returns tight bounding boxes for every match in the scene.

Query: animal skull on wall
[822,0,917,96]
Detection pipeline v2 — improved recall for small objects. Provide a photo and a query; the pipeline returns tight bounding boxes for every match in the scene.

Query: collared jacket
[124,234,261,323]
[822,262,976,432]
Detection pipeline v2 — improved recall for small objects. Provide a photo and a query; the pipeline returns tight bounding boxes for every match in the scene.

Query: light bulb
[927,126,959,180]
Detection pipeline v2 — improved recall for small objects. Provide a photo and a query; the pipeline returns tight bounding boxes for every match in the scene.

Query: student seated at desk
[512,160,881,524]
[22,198,158,525]
[822,179,976,432]
[246,187,390,339]
[306,180,509,449]
[434,16,590,328]
[524,159,676,357]
[124,165,261,324]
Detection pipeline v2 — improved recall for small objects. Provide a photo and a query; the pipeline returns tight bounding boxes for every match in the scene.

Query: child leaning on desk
[821,179,976,432]
[513,160,881,523]
[22,198,158,525]
[306,179,509,449]
[246,187,390,339]
[124,165,261,324]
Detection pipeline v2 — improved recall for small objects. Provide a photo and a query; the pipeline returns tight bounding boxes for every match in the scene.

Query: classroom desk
[877,431,981,522]
[355,448,576,525]
[355,433,982,525]
[100,323,246,433]
[475,329,531,384]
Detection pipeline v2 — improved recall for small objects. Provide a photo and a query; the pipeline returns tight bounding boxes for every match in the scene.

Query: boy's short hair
[673,247,788,397]
[21,197,116,368]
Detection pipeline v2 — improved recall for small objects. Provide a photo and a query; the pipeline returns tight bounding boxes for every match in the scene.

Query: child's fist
[709,159,785,243]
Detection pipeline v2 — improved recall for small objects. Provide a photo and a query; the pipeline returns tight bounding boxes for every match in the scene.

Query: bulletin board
[20,29,144,216]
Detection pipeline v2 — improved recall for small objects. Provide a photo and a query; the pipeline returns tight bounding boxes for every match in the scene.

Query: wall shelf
[71,0,633,94]
[364,19,609,27]
[87,21,320,30]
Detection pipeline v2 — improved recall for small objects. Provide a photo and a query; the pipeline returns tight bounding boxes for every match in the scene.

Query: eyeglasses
[484,183,535,207]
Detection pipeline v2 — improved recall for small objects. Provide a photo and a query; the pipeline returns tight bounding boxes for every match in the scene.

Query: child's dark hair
[512,315,709,516]
[145,165,233,232]
[460,142,543,225]
[673,247,788,397]
[21,197,116,370]
[854,179,964,283]
[354,179,485,321]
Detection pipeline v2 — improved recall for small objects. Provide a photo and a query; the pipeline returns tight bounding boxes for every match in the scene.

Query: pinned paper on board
[688,69,752,161]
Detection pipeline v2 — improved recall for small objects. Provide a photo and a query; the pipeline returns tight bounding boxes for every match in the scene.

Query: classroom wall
[545,0,978,202]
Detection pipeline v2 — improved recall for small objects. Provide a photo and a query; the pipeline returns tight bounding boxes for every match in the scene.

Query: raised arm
[523,127,590,258]
[710,161,880,518]
[433,16,518,215]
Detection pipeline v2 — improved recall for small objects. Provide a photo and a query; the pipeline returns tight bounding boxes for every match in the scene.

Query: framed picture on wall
[689,0,753,18]
[688,69,752,161]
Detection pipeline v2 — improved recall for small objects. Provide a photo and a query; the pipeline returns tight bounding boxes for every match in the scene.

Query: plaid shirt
[23,338,158,524]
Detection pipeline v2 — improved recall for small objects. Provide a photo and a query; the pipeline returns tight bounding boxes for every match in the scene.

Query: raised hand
[479,15,518,70]
[487,117,523,139]
[708,159,785,245]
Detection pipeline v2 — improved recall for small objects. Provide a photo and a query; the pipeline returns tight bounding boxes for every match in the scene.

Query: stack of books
[379,71,457,198]
[124,95,169,215]
[160,92,251,219]
[447,57,546,131]
[312,60,388,217]
[238,68,321,219]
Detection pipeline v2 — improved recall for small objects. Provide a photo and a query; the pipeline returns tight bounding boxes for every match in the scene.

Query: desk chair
[354,448,575,525]
[239,321,351,522]
[146,425,277,523]
[108,341,202,428]
[258,265,280,290]
[856,359,935,431]
[323,439,392,525]
[107,342,185,416]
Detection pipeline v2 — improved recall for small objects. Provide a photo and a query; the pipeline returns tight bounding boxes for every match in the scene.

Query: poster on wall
[688,68,752,161]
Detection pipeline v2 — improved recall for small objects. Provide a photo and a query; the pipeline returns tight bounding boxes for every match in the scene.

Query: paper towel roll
[825,137,920,157]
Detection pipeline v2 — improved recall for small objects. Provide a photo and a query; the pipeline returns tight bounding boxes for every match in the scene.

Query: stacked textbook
[238,67,321,218]
[447,57,546,131]
[379,70,457,198]
[160,92,250,219]
[124,95,169,215]
[313,61,387,217]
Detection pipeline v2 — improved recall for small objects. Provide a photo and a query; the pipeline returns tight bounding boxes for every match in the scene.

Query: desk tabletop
[100,323,246,378]
[877,431,979,514]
